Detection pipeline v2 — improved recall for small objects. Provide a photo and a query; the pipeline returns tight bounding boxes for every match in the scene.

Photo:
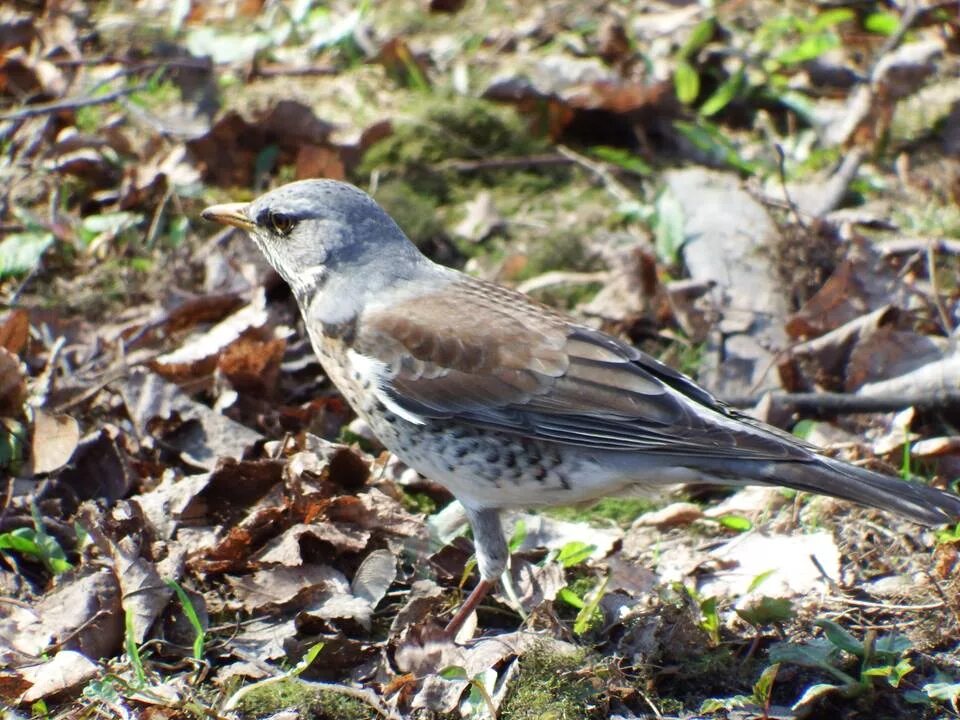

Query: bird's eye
[269,212,296,236]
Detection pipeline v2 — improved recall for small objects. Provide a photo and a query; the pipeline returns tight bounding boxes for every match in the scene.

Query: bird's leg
[444,507,507,640]
[443,578,494,639]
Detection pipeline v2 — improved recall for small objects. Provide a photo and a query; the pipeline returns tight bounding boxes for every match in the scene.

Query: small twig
[7,260,43,307]
[722,390,960,413]
[810,553,841,593]
[926,241,954,335]
[50,349,164,413]
[516,270,610,295]
[437,154,574,173]
[556,144,635,204]
[144,186,173,249]
[826,596,944,612]
[0,83,147,122]
[773,143,806,229]
[250,63,340,78]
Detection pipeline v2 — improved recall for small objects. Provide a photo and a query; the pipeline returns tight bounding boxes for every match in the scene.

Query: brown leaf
[29,410,79,475]
[151,291,270,385]
[295,144,345,181]
[0,348,27,416]
[217,333,286,397]
[57,426,135,503]
[228,564,347,612]
[256,523,371,566]
[845,327,945,391]
[0,310,29,354]
[0,567,122,664]
[118,369,263,469]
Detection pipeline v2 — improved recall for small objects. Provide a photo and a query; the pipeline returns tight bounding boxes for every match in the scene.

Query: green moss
[400,489,438,515]
[370,179,446,250]
[515,232,592,281]
[546,498,658,526]
[363,97,534,168]
[358,97,556,200]
[231,678,375,720]
[500,644,606,720]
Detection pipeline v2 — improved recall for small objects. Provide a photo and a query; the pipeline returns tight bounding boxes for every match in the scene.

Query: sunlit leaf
[812,8,855,30]
[700,69,744,117]
[439,665,469,680]
[0,231,55,279]
[590,146,652,176]
[680,18,715,58]
[556,540,595,568]
[864,12,900,36]
[815,618,864,657]
[557,586,585,609]
[776,33,838,65]
[717,514,752,532]
[674,60,700,104]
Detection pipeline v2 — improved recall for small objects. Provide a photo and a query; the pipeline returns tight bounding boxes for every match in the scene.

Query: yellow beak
[201,202,254,230]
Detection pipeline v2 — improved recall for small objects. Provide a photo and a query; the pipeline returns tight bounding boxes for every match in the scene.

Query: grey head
[202,179,431,307]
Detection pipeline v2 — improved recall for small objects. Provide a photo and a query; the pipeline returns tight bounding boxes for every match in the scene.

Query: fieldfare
[203,179,960,639]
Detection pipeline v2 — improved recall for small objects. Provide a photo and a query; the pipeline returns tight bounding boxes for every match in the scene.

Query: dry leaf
[29,410,79,475]
[0,348,27,416]
[19,651,99,702]
[0,310,29,354]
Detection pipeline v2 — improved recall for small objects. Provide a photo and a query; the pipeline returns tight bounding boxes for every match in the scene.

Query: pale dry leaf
[351,548,397,608]
[153,288,269,370]
[697,531,840,600]
[131,470,211,540]
[301,592,375,630]
[117,368,262,468]
[29,409,79,475]
[109,531,172,644]
[230,618,298,661]
[0,568,121,663]
[505,557,566,609]
[256,523,371,566]
[228,564,348,612]
[19,650,98,703]
[511,512,622,559]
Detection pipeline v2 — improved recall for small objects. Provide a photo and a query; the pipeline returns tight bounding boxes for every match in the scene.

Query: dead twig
[926,241,954,335]
[722,390,960,414]
[826,596,944,612]
[556,144,635,205]
[437,154,573,173]
[0,83,148,122]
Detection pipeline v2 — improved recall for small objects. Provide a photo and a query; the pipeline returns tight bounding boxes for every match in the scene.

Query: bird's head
[202,179,423,302]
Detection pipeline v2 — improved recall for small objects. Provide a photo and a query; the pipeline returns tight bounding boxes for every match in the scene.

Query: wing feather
[352,277,808,462]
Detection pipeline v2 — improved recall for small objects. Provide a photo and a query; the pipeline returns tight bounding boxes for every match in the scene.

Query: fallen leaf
[0,310,29,354]
[633,502,704,528]
[29,410,79,475]
[19,650,98,702]
[0,348,27,416]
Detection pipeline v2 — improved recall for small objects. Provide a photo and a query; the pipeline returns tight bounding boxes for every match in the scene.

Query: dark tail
[762,456,960,527]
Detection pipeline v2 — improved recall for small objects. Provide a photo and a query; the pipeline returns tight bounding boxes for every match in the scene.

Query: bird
[202,179,960,640]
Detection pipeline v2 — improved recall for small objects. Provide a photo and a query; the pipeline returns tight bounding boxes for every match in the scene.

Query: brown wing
[354,277,808,461]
